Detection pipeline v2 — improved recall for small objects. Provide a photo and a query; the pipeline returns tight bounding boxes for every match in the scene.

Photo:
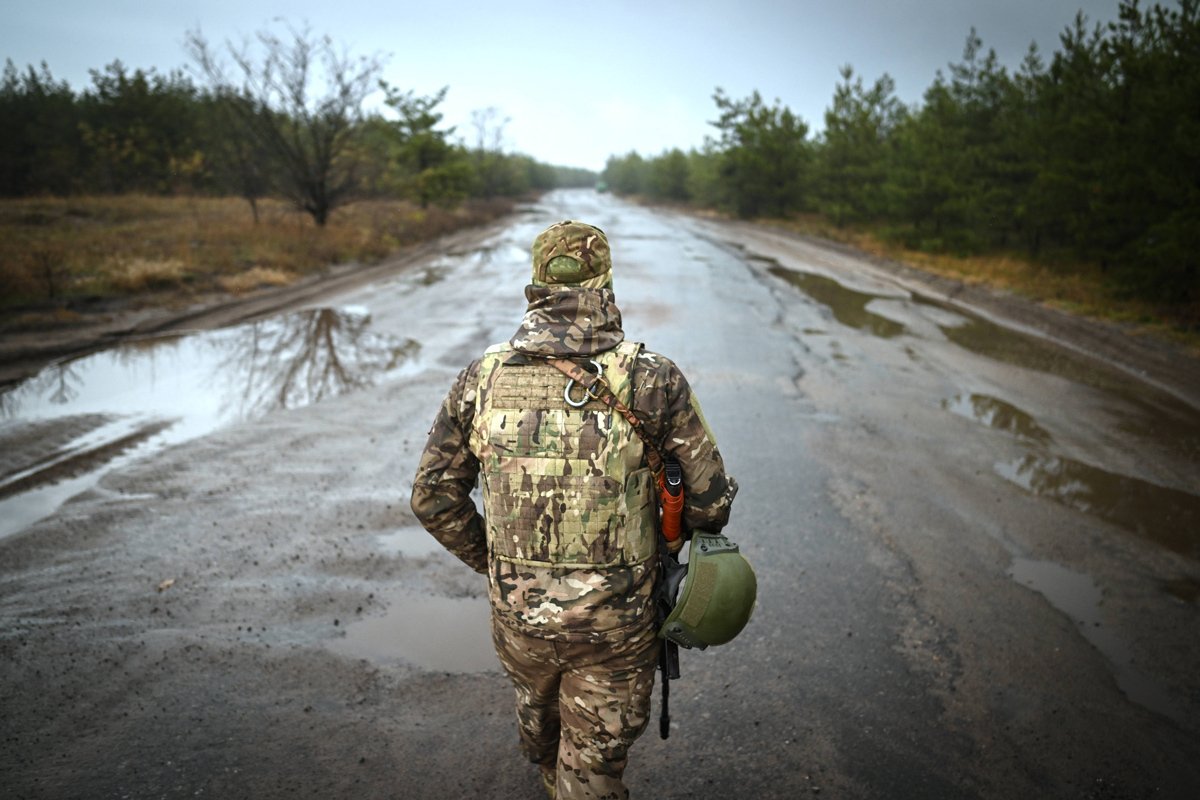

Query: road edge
[698,213,1200,413]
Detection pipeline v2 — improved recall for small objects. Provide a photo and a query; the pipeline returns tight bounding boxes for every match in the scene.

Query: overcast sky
[3,0,1126,171]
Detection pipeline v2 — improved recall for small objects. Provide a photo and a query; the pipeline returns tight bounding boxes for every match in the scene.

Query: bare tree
[469,106,514,198]
[470,106,509,153]
[186,23,383,226]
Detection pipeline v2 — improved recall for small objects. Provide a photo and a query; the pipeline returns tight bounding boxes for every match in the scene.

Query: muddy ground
[2,191,1198,799]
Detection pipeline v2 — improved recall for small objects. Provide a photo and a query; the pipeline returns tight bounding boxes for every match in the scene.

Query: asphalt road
[1,189,1198,799]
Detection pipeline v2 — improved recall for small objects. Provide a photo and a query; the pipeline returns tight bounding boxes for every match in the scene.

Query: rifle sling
[546,357,666,476]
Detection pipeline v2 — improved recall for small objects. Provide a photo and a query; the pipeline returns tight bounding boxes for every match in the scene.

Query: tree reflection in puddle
[210,306,419,421]
[941,393,1053,444]
[0,306,419,538]
[995,453,1200,559]
[1,306,419,428]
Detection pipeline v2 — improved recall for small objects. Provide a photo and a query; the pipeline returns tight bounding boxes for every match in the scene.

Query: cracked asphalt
[2,189,1198,799]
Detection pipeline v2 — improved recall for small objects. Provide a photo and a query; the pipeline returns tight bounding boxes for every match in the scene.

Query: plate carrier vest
[469,340,658,570]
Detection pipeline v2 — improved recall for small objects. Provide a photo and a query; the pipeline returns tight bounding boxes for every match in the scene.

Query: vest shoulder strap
[545,346,664,477]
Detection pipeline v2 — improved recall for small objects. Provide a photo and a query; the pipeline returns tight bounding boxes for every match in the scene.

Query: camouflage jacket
[411,284,738,643]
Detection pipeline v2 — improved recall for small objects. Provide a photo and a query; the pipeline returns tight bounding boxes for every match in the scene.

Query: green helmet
[659,532,757,649]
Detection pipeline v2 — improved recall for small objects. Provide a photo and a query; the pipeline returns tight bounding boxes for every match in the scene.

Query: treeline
[0,26,595,222]
[604,0,1198,303]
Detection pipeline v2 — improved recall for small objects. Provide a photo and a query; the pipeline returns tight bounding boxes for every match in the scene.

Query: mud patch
[328,591,497,672]
[938,314,1200,465]
[0,417,174,500]
[0,413,114,476]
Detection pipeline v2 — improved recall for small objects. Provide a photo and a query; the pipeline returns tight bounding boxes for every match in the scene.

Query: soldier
[411,220,738,799]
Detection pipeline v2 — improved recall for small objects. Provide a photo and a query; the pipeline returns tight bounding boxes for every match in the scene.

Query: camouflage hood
[509,284,625,357]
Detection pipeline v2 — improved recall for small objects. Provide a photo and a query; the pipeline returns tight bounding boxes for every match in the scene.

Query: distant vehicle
[595,180,609,193]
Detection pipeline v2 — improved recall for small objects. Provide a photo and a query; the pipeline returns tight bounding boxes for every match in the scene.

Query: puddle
[935,307,1200,552]
[995,454,1200,558]
[768,265,905,338]
[941,393,1052,444]
[937,313,1200,466]
[938,316,1135,396]
[0,306,419,539]
[375,526,444,558]
[1009,557,1184,724]
[942,318,1102,384]
[328,592,497,672]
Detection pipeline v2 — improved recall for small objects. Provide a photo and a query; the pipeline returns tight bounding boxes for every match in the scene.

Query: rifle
[656,456,685,739]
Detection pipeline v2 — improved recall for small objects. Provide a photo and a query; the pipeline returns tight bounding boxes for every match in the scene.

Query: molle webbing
[471,341,656,569]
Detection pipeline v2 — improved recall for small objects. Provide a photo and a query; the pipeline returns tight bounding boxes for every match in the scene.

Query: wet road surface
[1,189,1198,798]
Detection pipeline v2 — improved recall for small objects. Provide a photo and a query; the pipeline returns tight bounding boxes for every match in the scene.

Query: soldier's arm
[410,362,488,574]
[638,353,739,534]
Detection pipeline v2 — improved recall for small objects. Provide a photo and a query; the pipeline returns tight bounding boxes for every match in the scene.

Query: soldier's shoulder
[632,346,684,381]
[482,341,510,356]
[456,356,485,383]
[447,356,485,409]
[630,347,694,406]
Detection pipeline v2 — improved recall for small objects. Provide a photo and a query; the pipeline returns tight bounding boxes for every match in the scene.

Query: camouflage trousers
[491,615,660,800]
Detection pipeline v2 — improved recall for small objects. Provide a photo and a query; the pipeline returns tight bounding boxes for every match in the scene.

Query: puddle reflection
[0,306,419,538]
[939,318,1129,393]
[1,307,418,426]
[1010,557,1183,724]
[995,453,1200,558]
[938,315,1200,466]
[329,592,497,672]
[941,393,1052,444]
[768,265,905,338]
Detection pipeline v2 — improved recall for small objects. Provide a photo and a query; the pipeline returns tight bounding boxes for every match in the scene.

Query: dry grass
[217,267,295,295]
[0,194,515,319]
[106,258,189,292]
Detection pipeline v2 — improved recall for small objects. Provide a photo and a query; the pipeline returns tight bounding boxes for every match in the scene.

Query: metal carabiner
[563,360,604,408]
